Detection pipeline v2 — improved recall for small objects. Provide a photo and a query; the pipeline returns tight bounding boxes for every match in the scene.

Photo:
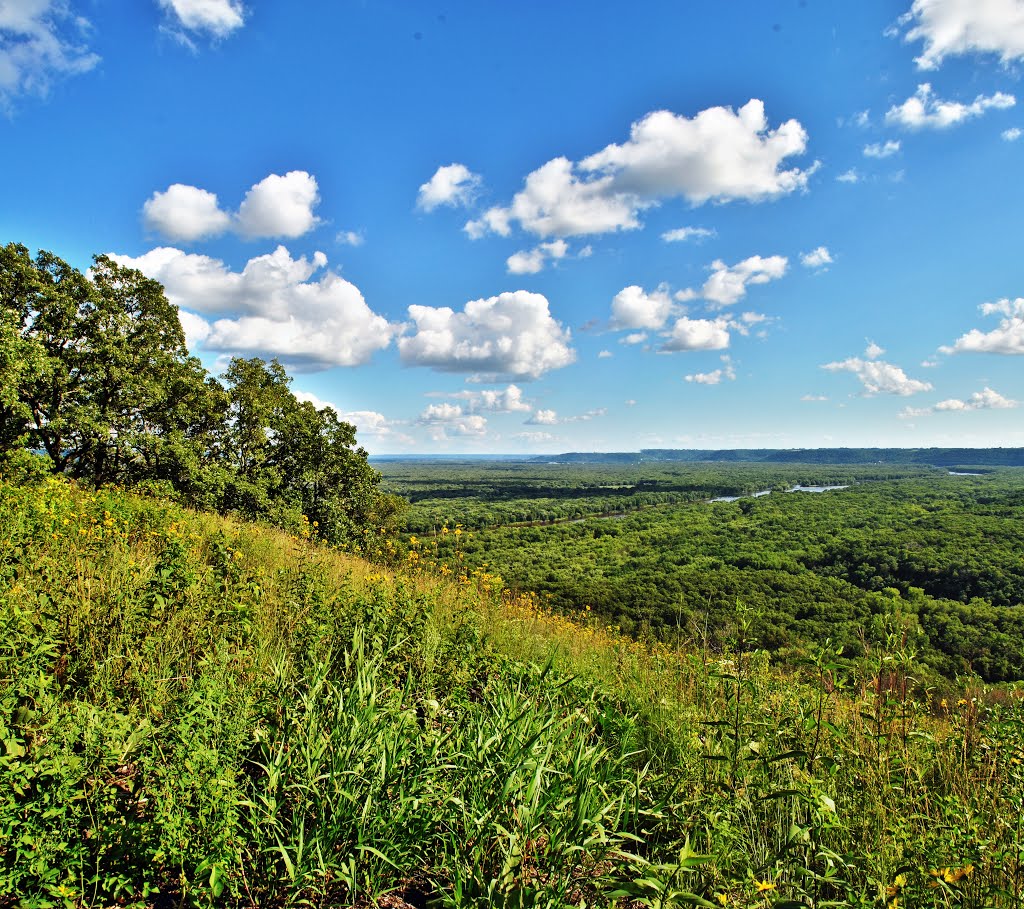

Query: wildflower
[886,873,907,902]
[753,879,775,893]
[929,865,973,884]
[945,865,973,883]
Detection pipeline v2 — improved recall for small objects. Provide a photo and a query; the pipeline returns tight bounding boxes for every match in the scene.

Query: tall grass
[2,476,1024,907]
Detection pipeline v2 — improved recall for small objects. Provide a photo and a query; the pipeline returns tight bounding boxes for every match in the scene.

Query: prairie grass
[2,476,1023,907]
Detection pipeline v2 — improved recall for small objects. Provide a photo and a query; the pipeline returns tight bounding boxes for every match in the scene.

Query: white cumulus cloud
[937,387,1018,409]
[821,356,933,396]
[158,0,245,38]
[417,404,488,441]
[610,284,675,330]
[941,297,1024,354]
[417,163,482,211]
[900,0,1024,70]
[0,0,99,108]
[580,101,815,204]
[661,317,732,352]
[900,386,1019,417]
[397,290,575,380]
[236,171,320,238]
[292,389,337,412]
[837,168,861,183]
[701,255,788,307]
[142,184,232,242]
[801,246,833,269]
[865,340,886,359]
[142,171,321,241]
[506,239,568,275]
[886,83,1015,129]
[439,384,533,413]
[466,99,815,241]
[109,245,393,370]
[527,409,559,425]
[341,411,413,445]
[1004,127,1023,140]
[466,156,646,240]
[292,392,413,445]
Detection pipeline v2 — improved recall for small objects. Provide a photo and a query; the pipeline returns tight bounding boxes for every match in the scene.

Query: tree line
[0,243,404,543]
[536,448,1024,466]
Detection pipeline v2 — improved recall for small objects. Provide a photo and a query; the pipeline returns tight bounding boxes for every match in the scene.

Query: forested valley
[380,461,1024,683]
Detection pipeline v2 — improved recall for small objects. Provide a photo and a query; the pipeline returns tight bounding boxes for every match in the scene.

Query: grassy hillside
[3,477,1024,907]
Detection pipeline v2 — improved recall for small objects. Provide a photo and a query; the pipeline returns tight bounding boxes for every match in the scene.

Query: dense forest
[0,243,404,545]
[380,460,936,531]
[380,462,1024,683]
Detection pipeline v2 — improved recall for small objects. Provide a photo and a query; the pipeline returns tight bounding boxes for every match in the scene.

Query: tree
[0,245,220,486]
[0,247,44,463]
[1,243,95,474]
[279,399,406,542]
[2,243,404,545]
[220,357,406,542]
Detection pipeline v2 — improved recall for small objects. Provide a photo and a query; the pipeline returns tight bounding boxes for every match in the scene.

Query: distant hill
[531,448,1024,467]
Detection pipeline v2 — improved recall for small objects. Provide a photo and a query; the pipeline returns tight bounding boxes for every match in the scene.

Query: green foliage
[0,242,404,547]
[380,460,920,533]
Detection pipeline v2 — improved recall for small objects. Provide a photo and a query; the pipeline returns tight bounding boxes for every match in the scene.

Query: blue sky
[3,0,1024,453]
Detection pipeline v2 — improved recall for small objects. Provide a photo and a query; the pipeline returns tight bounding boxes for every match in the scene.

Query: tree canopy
[0,242,404,543]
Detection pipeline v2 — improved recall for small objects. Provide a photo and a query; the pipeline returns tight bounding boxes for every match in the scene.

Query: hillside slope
[2,477,1023,907]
